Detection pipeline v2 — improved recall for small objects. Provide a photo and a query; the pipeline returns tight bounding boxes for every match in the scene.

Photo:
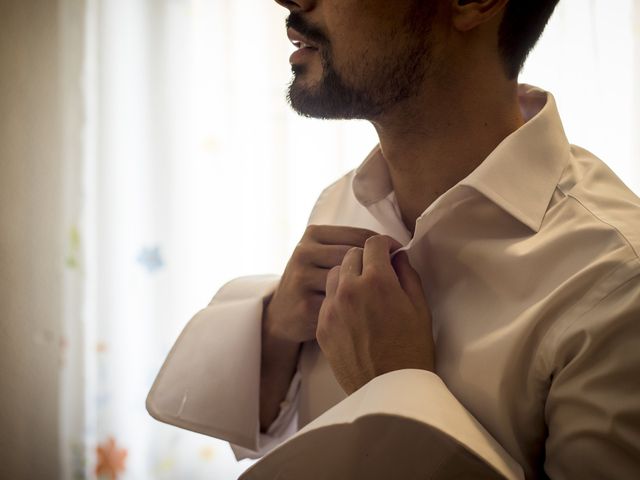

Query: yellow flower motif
[156,456,175,473]
[65,225,81,270]
[199,445,216,461]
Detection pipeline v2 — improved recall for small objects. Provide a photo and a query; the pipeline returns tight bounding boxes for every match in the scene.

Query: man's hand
[317,235,435,395]
[264,225,385,344]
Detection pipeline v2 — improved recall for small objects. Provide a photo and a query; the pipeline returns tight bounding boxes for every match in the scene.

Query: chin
[286,60,383,121]
[287,85,381,121]
[287,77,330,119]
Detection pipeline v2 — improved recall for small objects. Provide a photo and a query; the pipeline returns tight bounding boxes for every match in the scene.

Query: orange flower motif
[95,436,127,480]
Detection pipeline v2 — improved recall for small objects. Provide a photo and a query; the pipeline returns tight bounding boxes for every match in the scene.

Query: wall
[0,0,63,478]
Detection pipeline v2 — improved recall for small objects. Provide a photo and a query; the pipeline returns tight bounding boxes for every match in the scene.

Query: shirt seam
[564,192,640,259]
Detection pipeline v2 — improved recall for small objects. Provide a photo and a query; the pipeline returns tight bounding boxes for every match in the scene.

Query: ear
[451,0,509,32]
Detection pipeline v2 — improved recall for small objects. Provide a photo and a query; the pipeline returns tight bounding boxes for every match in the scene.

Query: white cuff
[146,275,283,450]
[241,369,524,480]
[230,368,302,460]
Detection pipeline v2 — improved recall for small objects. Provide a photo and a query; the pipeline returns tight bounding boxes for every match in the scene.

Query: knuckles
[317,300,338,330]
[303,224,320,239]
[335,279,357,303]
[365,234,387,247]
[344,246,363,260]
[363,268,387,290]
[338,272,385,301]
[289,267,308,288]
[292,242,312,263]
[328,265,341,277]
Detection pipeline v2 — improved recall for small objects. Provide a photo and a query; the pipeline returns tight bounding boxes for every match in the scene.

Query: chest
[298,192,558,473]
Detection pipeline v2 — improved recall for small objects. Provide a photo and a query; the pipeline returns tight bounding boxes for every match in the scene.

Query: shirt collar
[352,84,571,232]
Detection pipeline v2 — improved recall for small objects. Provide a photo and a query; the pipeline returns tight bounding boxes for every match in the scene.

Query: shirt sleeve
[146,274,302,456]
[230,367,302,460]
[543,273,640,478]
[242,368,525,480]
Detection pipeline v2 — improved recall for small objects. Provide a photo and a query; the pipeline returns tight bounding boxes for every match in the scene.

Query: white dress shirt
[147,84,640,479]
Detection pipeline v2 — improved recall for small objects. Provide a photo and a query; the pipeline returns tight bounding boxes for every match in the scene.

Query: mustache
[285,13,327,48]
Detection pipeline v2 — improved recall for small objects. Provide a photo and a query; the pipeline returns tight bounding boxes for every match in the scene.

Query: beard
[286,4,437,121]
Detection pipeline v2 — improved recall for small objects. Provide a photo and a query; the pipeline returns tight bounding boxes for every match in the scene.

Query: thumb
[392,251,426,308]
[381,235,403,253]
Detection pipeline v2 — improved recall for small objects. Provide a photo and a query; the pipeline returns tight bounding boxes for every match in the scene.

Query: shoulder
[539,145,640,363]
[555,145,640,261]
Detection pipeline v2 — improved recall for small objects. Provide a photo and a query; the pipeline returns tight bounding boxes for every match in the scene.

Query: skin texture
[280,0,520,234]
[318,237,435,395]
[260,225,399,429]
[264,225,396,345]
[265,0,523,399]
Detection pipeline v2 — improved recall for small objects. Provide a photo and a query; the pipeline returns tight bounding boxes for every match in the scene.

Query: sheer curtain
[60,0,640,478]
[520,0,639,193]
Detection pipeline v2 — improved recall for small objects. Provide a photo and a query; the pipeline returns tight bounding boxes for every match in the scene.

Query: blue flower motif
[137,246,165,273]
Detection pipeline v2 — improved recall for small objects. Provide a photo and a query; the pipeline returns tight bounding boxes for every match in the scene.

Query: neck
[371,77,525,235]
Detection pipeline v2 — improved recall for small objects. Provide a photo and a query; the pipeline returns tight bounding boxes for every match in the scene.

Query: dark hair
[498,0,560,79]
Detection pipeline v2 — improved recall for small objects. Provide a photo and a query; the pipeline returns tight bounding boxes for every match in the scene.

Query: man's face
[282,0,442,120]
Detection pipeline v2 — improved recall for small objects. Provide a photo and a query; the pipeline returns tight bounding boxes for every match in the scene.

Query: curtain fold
[59,0,640,478]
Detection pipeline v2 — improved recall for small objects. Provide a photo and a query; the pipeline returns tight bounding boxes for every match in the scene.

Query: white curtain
[59,0,640,478]
[521,0,640,192]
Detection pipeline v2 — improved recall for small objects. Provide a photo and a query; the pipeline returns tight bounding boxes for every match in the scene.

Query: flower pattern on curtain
[59,0,640,478]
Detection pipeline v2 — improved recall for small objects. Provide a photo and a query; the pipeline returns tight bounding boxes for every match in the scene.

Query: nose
[273,0,313,12]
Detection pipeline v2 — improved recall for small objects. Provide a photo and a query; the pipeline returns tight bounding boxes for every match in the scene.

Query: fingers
[326,265,340,298]
[340,247,363,282]
[383,235,404,252]
[392,251,426,309]
[304,224,380,247]
[362,235,399,277]
[294,228,403,293]
[308,244,354,268]
[303,267,331,292]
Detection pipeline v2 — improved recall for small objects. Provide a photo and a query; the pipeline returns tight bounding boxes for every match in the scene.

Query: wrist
[262,294,299,348]
[261,308,302,374]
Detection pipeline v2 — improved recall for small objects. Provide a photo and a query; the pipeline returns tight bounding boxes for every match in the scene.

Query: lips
[287,27,318,50]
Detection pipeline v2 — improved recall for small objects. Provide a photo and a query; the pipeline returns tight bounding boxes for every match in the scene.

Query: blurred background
[1,0,639,478]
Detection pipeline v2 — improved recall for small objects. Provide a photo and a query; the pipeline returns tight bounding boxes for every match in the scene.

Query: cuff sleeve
[230,368,302,460]
[146,274,300,454]
[241,369,524,480]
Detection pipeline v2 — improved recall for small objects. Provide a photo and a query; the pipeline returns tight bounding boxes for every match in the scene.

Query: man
[147,0,640,478]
